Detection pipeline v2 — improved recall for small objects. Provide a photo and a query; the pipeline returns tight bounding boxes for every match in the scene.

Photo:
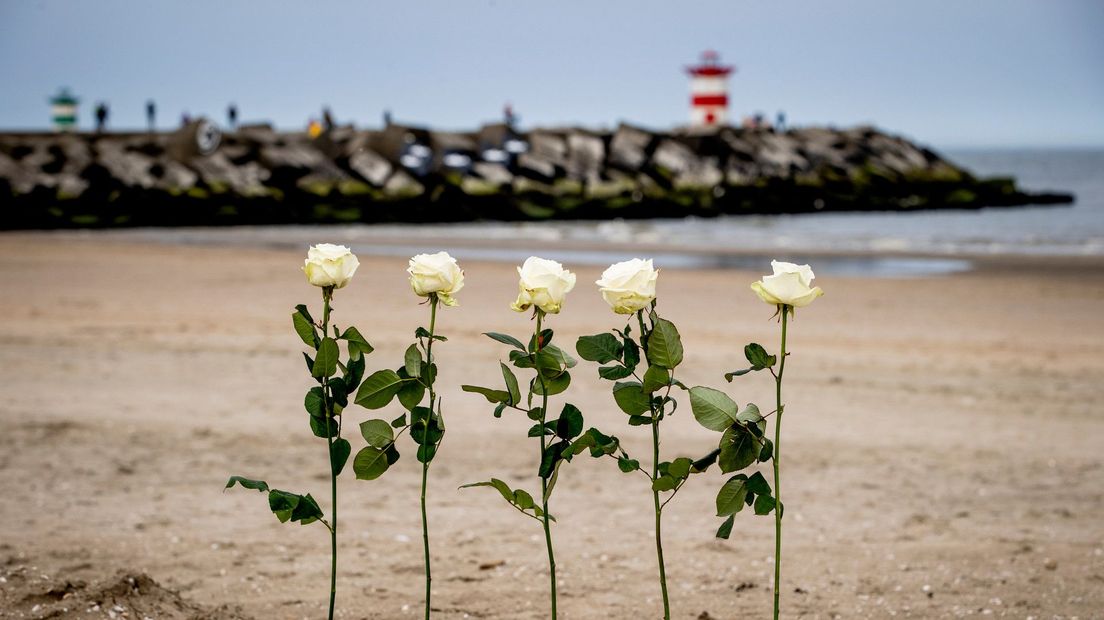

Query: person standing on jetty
[146,100,156,132]
[227,103,238,130]
[94,102,108,132]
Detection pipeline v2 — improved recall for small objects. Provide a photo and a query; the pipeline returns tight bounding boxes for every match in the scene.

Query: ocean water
[72,148,1103,276]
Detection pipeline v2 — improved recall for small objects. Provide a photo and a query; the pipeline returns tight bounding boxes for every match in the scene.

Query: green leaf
[513,489,535,510]
[532,371,571,396]
[225,476,269,492]
[354,369,404,409]
[529,328,554,353]
[745,343,776,370]
[292,306,319,349]
[758,438,774,462]
[500,363,521,406]
[340,326,374,361]
[302,352,316,375]
[391,413,408,428]
[353,446,391,480]
[716,514,736,539]
[652,475,678,492]
[576,333,623,364]
[613,381,651,415]
[598,364,633,380]
[617,457,639,473]
[646,317,683,369]
[484,332,527,350]
[719,425,761,473]
[267,490,301,523]
[668,457,693,480]
[304,387,326,417]
[310,415,338,438]
[330,438,351,476]
[289,492,324,525]
[360,419,394,448]
[692,448,721,472]
[746,471,772,495]
[724,368,753,382]
[555,404,584,440]
[542,344,577,370]
[754,494,776,516]
[716,474,749,516]
[417,444,437,463]
[539,441,569,479]
[528,422,555,437]
[623,338,640,370]
[493,403,507,418]
[642,365,670,394]
[688,386,739,432]
[462,384,512,404]
[404,344,423,378]
[328,376,348,408]
[459,478,515,504]
[312,337,339,378]
[396,369,425,410]
[344,355,365,392]
[627,414,651,426]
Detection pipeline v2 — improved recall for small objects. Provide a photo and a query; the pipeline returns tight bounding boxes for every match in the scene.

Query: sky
[1,0,1102,148]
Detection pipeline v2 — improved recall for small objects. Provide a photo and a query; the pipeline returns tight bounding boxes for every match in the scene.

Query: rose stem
[772,306,789,620]
[638,310,671,620]
[535,310,558,620]
[421,296,439,620]
[321,287,338,620]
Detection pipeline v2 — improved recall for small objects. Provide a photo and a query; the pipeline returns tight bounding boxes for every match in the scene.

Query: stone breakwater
[0,122,1072,228]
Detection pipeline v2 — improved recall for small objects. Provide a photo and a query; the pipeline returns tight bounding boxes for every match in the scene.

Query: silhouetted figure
[322,106,335,131]
[383,109,392,126]
[776,111,786,131]
[504,103,517,128]
[227,103,238,129]
[94,102,108,132]
[181,112,191,126]
[146,100,156,132]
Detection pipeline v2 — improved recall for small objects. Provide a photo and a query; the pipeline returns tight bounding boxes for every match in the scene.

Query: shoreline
[7,224,1104,278]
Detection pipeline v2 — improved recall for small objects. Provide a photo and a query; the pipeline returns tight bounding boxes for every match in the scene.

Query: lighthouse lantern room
[685,51,734,128]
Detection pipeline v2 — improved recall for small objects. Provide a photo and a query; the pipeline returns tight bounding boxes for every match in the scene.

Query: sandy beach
[1,232,1102,619]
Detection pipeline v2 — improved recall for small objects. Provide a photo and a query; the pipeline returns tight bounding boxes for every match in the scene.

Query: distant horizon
[2,1,1101,148]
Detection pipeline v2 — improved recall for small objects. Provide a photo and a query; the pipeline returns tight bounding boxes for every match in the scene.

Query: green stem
[639,311,670,619]
[651,417,670,619]
[772,306,789,620]
[421,297,438,620]
[535,311,557,620]
[321,288,337,620]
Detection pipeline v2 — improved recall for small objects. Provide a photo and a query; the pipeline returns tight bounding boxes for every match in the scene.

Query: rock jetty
[0,122,1072,228]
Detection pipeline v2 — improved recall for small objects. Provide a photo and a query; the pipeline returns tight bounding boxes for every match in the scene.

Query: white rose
[510,257,576,314]
[751,260,824,308]
[302,244,360,289]
[408,251,464,306]
[596,258,659,314]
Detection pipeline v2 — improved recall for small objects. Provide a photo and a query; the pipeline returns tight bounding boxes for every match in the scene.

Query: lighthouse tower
[685,51,734,127]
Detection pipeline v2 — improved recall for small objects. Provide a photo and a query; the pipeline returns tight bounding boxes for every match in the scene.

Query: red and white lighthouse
[685,51,734,127]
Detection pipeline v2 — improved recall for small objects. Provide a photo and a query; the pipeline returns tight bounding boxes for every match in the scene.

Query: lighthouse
[50,88,80,132]
[685,51,734,127]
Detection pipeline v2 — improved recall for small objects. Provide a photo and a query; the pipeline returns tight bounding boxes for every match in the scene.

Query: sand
[0,233,1102,619]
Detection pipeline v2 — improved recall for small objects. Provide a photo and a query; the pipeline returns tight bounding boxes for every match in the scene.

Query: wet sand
[1,232,1102,619]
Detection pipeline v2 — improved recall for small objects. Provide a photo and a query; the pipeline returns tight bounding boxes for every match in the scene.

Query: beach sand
[0,233,1102,619]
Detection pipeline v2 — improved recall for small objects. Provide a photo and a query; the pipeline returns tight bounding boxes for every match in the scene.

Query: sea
[66,148,1104,277]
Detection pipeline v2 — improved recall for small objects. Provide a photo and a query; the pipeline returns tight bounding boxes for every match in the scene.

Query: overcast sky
[1,0,1102,147]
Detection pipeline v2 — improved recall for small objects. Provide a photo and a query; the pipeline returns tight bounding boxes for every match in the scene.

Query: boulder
[347,148,392,187]
[566,131,605,182]
[608,123,653,171]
